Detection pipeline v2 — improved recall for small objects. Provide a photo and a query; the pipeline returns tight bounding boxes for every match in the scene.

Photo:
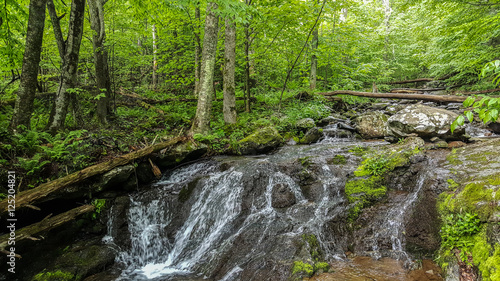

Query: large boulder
[355,111,389,139]
[238,127,283,155]
[387,104,466,140]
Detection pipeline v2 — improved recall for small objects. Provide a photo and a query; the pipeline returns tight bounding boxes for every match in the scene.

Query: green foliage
[452,94,499,133]
[291,261,314,277]
[440,213,481,257]
[91,199,106,220]
[481,60,500,86]
[361,156,390,176]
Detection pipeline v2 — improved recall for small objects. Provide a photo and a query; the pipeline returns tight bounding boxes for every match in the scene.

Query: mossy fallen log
[0,136,186,216]
[319,90,471,103]
[0,204,94,258]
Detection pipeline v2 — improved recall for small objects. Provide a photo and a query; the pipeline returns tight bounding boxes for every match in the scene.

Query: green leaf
[463,96,475,108]
[465,111,474,123]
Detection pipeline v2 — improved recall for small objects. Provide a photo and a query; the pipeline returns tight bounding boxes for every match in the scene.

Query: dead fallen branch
[390,87,446,92]
[319,90,473,103]
[387,78,435,85]
[0,136,186,216]
[0,204,94,258]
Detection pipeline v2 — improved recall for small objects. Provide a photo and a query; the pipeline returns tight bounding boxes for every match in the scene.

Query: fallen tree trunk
[0,136,186,216]
[0,204,94,257]
[387,78,435,85]
[118,89,165,115]
[320,90,471,103]
[391,87,446,92]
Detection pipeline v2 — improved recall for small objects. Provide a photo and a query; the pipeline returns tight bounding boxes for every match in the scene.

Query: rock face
[271,183,296,208]
[387,104,466,140]
[355,111,389,139]
[238,127,283,155]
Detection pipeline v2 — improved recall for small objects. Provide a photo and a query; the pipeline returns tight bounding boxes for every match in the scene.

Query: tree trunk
[10,0,48,131]
[152,23,158,89]
[46,0,86,133]
[194,4,202,96]
[190,2,219,135]
[244,22,251,113]
[223,17,237,124]
[309,15,319,90]
[88,0,112,125]
[319,90,475,103]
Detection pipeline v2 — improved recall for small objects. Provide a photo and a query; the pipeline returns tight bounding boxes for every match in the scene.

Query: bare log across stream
[319,90,472,103]
[0,205,95,257]
[0,136,186,216]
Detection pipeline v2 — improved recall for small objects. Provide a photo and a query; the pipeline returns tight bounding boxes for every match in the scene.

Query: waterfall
[106,139,437,280]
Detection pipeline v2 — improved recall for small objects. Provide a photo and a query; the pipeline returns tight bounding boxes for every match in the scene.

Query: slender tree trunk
[190,2,219,135]
[382,0,391,61]
[10,0,48,131]
[309,11,319,90]
[152,23,158,89]
[47,0,86,133]
[194,4,201,96]
[223,17,236,124]
[88,0,112,125]
[244,23,251,113]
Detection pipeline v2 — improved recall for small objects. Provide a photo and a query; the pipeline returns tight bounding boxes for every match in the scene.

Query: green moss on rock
[238,127,283,155]
[32,270,79,281]
[291,261,314,277]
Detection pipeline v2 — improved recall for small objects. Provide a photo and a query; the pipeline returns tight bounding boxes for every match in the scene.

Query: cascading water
[105,131,441,280]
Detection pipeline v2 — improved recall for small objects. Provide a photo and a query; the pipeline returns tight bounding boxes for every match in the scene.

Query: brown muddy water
[305,256,443,281]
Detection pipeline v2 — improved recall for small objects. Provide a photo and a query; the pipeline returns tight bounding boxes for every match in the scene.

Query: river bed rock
[355,111,389,139]
[387,104,466,140]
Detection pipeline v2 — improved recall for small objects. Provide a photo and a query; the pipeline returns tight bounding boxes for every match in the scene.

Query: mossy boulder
[295,118,316,132]
[299,127,322,144]
[438,138,500,280]
[355,111,389,139]
[32,242,116,281]
[237,127,283,155]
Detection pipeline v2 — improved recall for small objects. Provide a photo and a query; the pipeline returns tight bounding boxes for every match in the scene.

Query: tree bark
[309,0,319,90]
[88,0,112,125]
[223,17,237,124]
[244,21,251,113]
[194,4,202,96]
[46,0,86,133]
[152,23,158,89]
[319,90,476,103]
[190,2,219,135]
[10,0,48,131]
[0,136,186,216]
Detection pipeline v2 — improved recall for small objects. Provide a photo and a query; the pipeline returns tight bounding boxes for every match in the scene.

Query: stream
[103,126,451,281]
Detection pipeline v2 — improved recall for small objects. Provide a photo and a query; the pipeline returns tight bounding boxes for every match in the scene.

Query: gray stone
[388,104,466,140]
[271,183,296,208]
[355,111,390,139]
[100,165,134,189]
